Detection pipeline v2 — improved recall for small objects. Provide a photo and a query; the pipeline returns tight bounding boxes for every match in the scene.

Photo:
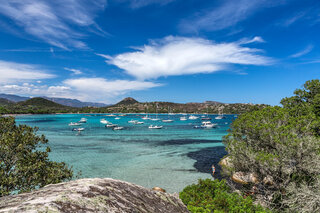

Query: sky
[0,0,319,105]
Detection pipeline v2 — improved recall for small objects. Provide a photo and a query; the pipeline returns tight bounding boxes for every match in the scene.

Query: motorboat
[201,117,212,120]
[180,116,187,121]
[215,115,226,120]
[148,125,163,129]
[106,124,118,128]
[72,127,85,131]
[150,118,160,121]
[115,117,121,120]
[69,122,81,126]
[188,115,198,120]
[113,126,124,130]
[162,119,173,123]
[78,118,87,123]
[142,115,150,120]
[128,120,137,124]
[193,125,204,129]
[201,121,217,128]
[100,119,110,124]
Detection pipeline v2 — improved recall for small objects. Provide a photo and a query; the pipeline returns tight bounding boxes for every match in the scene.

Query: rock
[263,176,274,185]
[0,178,189,213]
[152,187,166,193]
[219,156,233,168]
[232,172,259,185]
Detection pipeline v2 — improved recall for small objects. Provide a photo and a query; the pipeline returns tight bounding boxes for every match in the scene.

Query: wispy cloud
[0,0,107,49]
[179,0,285,33]
[0,78,161,103]
[64,67,83,75]
[289,45,314,58]
[114,0,176,9]
[99,36,272,80]
[0,60,55,83]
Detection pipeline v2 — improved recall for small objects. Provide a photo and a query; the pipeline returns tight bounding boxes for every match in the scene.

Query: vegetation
[180,179,269,212]
[0,117,73,197]
[224,79,320,212]
[0,96,267,115]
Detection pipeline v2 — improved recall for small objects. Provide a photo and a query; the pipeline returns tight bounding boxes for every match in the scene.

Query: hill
[115,97,139,105]
[0,98,14,105]
[42,97,108,108]
[18,97,68,108]
[0,94,29,102]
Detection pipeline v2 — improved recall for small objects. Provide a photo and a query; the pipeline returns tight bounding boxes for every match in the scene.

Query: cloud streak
[0,0,107,49]
[0,60,55,83]
[64,68,83,75]
[100,36,272,80]
[290,45,313,58]
[179,0,284,33]
[114,0,176,9]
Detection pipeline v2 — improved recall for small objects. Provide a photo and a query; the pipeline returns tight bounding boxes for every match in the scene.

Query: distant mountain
[18,97,69,108]
[0,93,107,108]
[115,97,139,105]
[0,94,29,102]
[204,101,223,105]
[0,98,14,105]
[42,97,108,108]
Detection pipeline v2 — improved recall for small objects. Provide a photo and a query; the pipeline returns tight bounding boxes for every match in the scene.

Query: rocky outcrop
[231,172,259,185]
[0,178,189,213]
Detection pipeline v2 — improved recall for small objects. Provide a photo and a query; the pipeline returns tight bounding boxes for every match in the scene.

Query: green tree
[224,79,320,212]
[0,117,73,197]
[180,179,269,213]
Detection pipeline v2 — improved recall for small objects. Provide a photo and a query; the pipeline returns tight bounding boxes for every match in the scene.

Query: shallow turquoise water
[15,113,234,192]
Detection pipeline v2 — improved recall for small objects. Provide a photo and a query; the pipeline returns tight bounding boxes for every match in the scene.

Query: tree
[223,80,320,212]
[180,179,269,213]
[0,117,73,197]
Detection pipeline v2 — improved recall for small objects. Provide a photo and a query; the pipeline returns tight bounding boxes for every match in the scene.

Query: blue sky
[0,0,319,105]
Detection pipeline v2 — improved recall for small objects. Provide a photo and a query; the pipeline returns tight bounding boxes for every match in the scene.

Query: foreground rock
[0,178,189,213]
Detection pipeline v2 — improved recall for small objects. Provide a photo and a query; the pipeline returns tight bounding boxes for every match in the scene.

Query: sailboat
[215,109,226,120]
[151,103,160,121]
[162,106,173,123]
[142,106,150,120]
[201,107,212,120]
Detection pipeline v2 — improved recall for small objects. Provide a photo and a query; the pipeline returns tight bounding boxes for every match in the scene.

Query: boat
[215,115,226,120]
[113,126,124,130]
[151,104,160,121]
[72,127,85,131]
[193,125,204,129]
[188,115,198,120]
[135,121,144,124]
[69,122,81,126]
[128,120,137,124]
[78,118,87,123]
[180,116,187,121]
[148,125,163,129]
[100,119,110,124]
[201,121,217,128]
[201,117,212,120]
[142,115,150,120]
[114,117,120,120]
[106,124,118,128]
[162,119,173,123]
[105,114,116,117]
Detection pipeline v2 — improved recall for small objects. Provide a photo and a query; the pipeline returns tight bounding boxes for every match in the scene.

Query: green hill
[18,97,68,108]
[0,98,14,106]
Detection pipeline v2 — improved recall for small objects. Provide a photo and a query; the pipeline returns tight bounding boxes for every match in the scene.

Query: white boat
[135,121,144,124]
[106,124,118,128]
[115,117,120,120]
[69,122,81,126]
[180,116,187,121]
[201,121,217,128]
[201,117,212,120]
[162,119,173,123]
[113,126,124,130]
[78,118,87,123]
[106,114,116,117]
[148,125,163,129]
[215,115,226,120]
[150,118,160,121]
[72,127,85,131]
[188,115,198,120]
[100,119,110,124]
[142,115,150,120]
[128,120,137,124]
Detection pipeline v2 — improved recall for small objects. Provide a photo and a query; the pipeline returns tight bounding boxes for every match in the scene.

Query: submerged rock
[0,178,189,213]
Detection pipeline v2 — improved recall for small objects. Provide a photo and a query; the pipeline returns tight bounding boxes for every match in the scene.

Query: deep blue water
[15,113,234,192]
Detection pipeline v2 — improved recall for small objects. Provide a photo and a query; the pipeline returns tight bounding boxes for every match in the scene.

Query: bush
[0,117,73,196]
[180,179,269,212]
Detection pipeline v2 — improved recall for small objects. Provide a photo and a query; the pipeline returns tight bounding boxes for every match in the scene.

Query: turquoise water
[15,113,234,192]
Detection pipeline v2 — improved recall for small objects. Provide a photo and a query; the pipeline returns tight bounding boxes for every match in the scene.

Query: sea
[15,113,235,193]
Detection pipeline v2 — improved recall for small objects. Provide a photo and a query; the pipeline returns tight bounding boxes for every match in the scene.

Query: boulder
[232,172,259,185]
[0,178,189,213]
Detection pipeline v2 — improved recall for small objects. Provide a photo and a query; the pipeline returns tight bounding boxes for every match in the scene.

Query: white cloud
[100,36,272,80]
[179,0,284,33]
[64,67,83,75]
[238,36,265,44]
[0,0,107,49]
[0,60,55,83]
[114,0,175,9]
[0,78,161,103]
[289,45,313,58]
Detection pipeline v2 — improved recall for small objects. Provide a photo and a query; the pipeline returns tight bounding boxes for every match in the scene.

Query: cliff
[0,178,189,213]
